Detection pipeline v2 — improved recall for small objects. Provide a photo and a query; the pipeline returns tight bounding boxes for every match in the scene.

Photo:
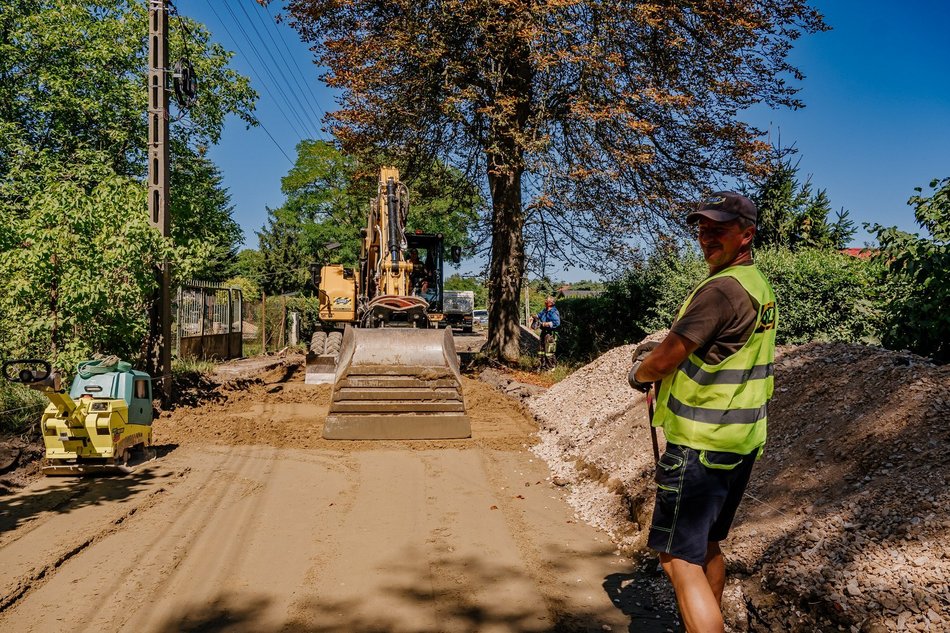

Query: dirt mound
[0,436,44,493]
[526,339,950,631]
[155,371,538,453]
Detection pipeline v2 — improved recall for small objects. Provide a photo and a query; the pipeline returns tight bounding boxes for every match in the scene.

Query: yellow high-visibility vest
[653,264,777,455]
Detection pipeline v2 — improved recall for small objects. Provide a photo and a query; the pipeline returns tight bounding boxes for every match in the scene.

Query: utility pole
[523,279,529,326]
[148,0,172,403]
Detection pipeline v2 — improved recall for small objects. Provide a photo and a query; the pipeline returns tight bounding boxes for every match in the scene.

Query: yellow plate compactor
[3,358,154,475]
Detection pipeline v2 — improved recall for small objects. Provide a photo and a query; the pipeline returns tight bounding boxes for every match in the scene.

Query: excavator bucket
[306,331,344,385]
[324,326,472,440]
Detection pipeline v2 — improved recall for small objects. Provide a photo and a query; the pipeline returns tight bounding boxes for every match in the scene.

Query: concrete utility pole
[148,0,172,403]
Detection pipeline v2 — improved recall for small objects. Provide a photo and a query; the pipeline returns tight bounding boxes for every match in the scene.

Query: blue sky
[178,1,950,276]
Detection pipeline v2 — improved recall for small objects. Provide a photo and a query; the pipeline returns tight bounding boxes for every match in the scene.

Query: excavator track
[324,326,471,440]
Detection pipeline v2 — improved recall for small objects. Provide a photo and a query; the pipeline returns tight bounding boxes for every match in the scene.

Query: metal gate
[175,281,243,360]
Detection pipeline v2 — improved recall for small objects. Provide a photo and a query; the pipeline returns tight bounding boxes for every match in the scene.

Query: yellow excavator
[306,167,471,440]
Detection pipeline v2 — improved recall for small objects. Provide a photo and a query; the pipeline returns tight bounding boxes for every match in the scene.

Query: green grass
[510,355,577,385]
[172,356,216,379]
[546,363,575,383]
[0,380,47,434]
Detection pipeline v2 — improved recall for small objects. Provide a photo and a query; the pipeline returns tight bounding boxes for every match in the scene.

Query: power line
[257,120,295,165]
[233,0,320,139]
[204,1,304,158]
[239,0,326,140]
[256,1,330,128]
[220,1,318,141]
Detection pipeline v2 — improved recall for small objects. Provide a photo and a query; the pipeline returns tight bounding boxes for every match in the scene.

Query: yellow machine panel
[318,265,358,323]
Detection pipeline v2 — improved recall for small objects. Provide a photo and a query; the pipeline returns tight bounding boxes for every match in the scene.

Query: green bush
[870,177,950,362]
[287,296,323,341]
[756,247,882,345]
[0,380,47,434]
[555,246,881,363]
[555,250,706,362]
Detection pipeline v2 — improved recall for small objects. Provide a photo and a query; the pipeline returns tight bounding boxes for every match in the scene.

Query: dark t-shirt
[671,264,759,365]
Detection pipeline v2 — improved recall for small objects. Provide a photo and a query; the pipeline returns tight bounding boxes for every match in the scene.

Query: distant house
[840,248,877,260]
[557,285,602,298]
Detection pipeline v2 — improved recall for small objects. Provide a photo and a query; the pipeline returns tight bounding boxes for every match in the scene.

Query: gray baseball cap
[687,191,758,224]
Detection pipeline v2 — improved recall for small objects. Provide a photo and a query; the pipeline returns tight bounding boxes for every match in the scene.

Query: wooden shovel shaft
[646,385,660,464]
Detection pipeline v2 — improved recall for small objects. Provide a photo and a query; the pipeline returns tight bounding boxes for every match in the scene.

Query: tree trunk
[485,163,525,362]
[484,38,532,363]
[49,253,59,362]
[140,266,163,380]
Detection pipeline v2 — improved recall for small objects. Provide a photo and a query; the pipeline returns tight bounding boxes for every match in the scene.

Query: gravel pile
[524,337,950,632]
[527,331,667,552]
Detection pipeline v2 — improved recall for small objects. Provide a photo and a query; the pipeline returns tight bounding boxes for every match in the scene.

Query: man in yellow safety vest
[628,191,777,633]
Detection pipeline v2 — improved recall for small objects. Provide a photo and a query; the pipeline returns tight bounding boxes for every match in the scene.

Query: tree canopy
[256,139,481,295]
[286,0,827,360]
[745,151,856,251]
[0,0,256,367]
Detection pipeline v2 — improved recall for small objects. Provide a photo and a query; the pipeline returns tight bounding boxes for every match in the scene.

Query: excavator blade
[305,352,338,385]
[306,330,344,385]
[324,326,471,439]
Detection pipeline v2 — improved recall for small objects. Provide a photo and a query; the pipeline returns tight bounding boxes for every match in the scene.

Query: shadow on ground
[150,544,683,633]
[0,443,178,533]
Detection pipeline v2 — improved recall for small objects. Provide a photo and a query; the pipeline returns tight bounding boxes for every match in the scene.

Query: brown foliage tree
[284,0,826,360]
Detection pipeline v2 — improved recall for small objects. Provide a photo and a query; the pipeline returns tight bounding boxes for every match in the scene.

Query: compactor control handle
[2,359,52,384]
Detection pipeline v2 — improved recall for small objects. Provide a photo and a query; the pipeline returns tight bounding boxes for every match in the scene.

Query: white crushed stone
[528,332,667,551]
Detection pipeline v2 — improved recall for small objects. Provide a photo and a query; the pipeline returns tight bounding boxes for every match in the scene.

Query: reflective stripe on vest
[653,264,777,454]
[678,360,774,386]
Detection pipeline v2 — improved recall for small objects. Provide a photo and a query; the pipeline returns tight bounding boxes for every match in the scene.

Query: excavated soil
[527,339,950,632]
[162,358,537,453]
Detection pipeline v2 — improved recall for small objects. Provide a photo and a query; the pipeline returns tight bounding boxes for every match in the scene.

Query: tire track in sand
[0,444,259,633]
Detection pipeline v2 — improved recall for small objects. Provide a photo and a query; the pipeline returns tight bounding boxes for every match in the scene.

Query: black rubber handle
[1,359,52,383]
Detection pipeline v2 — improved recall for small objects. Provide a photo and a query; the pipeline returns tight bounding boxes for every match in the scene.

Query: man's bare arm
[635,332,699,383]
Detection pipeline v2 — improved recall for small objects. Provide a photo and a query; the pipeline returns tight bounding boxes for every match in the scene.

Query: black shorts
[647,443,757,566]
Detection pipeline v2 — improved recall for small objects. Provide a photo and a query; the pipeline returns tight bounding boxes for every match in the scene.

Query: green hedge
[555,247,881,363]
[756,247,882,345]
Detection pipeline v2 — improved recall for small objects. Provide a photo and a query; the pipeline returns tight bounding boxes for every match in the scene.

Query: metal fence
[241,293,301,355]
[175,281,243,360]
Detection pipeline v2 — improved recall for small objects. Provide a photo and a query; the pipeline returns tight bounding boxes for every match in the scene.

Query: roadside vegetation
[0,1,255,373]
[555,158,947,366]
[0,381,46,435]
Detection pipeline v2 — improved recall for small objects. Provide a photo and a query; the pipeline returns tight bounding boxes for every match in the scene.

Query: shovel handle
[2,359,51,384]
[646,384,660,464]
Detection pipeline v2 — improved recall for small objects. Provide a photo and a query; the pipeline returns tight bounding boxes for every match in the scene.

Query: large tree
[286,0,826,360]
[0,0,256,367]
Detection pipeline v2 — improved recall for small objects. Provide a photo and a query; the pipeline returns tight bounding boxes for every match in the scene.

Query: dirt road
[0,364,671,632]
